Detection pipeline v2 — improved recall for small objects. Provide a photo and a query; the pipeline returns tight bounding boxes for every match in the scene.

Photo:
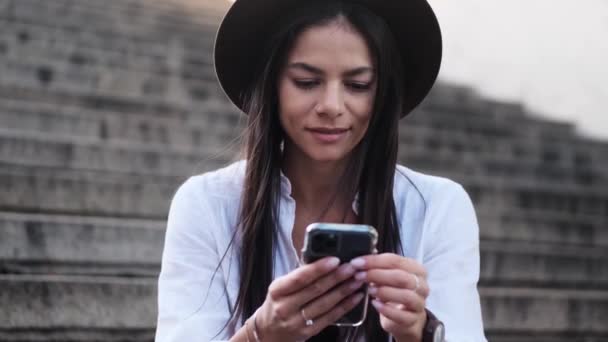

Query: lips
[307,127,349,134]
[306,127,350,143]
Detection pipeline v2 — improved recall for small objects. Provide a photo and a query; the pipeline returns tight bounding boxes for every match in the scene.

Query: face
[278,19,377,164]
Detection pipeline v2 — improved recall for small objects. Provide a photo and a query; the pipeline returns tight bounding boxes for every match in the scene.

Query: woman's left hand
[350,253,429,342]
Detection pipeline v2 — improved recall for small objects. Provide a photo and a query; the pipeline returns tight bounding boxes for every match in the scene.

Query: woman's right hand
[253,256,365,342]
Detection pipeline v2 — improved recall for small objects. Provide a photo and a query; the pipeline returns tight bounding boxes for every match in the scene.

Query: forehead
[285,20,374,70]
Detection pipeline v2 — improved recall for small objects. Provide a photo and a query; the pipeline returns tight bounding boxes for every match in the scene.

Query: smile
[306,127,350,143]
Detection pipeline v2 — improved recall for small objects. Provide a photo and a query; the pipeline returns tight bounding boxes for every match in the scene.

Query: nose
[315,82,344,118]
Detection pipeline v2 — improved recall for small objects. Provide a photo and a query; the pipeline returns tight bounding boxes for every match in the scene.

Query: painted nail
[354,271,366,281]
[368,286,377,295]
[352,293,365,304]
[325,257,340,269]
[350,258,365,267]
[339,264,355,276]
[350,280,364,290]
[371,299,383,309]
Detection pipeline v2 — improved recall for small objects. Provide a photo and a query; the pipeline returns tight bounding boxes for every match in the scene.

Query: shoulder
[169,160,246,228]
[175,160,247,203]
[166,161,246,245]
[393,165,479,259]
[393,164,470,218]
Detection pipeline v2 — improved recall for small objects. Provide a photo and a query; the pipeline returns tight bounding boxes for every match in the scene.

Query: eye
[347,82,372,92]
[293,79,319,90]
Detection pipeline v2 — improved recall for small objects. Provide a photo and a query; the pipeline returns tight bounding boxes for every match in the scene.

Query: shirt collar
[279,170,360,216]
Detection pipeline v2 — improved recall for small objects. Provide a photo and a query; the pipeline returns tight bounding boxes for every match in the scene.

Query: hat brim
[214,0,442,118]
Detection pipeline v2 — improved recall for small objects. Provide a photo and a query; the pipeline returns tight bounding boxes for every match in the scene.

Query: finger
[368,286,425,313]
[303,292,366,336]
[268,257,340,298]
[371,299,419,326]
[300,278,365,319]
[355,269,429,297]
[283,263,357,308]
[350,253,426,275]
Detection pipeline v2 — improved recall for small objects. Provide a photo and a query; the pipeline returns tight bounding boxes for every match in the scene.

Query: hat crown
[214,0,442,117]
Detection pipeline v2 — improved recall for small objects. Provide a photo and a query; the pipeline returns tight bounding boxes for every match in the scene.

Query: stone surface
[0,98,244,148]
[0,212,164,276]
[0,163,186,217]
[481,287,608,333]
[0,275,156,328]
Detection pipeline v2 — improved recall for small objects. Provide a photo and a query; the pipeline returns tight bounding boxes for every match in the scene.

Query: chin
[306,149,351,163]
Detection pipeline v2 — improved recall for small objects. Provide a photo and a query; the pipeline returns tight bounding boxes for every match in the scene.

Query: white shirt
[155,160,487,342]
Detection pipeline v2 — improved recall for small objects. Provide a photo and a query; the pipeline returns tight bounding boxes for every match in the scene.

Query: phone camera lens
[325,234,338,250]
[311,233,339,254]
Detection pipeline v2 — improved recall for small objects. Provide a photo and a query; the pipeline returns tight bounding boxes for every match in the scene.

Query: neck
[282,143,350,212]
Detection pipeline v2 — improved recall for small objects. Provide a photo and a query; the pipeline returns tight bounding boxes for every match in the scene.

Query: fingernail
[326,257,340,269]
[371,299,383,309]
[352,293,364,304]
[368,286,377,295]
[354,271,366,281]
[339,264,355,276]
[350,258,365,267]
[350,280,364,290]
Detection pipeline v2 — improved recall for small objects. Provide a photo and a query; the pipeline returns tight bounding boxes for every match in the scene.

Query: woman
[156,0,486,341]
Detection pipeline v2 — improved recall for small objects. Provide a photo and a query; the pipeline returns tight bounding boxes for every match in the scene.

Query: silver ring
[301,309,314,326]
[412,273,420,292]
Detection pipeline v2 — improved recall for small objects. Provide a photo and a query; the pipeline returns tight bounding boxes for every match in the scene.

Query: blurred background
[0,0,606,341]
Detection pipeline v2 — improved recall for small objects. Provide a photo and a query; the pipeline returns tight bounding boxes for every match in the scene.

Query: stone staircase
[0,0,606,341]
[402,88,608,341]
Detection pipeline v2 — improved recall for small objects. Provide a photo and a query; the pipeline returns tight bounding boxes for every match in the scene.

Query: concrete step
[0,129,237,175]
[0,163,190,217]
[0,85,237,122]
[401,137,607,179]
[410,105,608,170]
[0,17,213,63]
[1,275,606,337]
[0,98,245,148]
[0,328,154,342]
[479,211,608,247]
[481,287,608,334]
[403,149,608,191]
[0,55,222,102]
[2,211,605,288]
[0,274,156,329]
[28,0,228,26]
[0,212,164,277]
[486,332,608,342]
[504,188,608,221]
[417,85,577,138]
[480,240,608,288]
[0,38,216,84]
[6,0,221,40]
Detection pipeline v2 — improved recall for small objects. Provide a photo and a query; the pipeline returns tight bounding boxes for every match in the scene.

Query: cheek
[278,80,312,122]
[349,96,374,128]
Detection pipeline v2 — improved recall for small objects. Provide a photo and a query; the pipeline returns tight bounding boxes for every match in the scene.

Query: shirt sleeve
[155,177,234,342]
[422,181,487,341]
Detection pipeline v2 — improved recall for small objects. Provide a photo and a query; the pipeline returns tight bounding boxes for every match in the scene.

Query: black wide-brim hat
[214,0,442,118]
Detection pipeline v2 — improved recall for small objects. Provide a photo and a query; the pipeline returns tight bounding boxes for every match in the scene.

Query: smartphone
[301,222,378,327]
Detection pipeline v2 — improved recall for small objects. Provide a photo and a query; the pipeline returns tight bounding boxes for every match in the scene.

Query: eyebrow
[287,62,374,77]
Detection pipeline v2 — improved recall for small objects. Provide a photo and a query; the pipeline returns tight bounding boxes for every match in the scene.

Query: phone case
[301,223,378,327]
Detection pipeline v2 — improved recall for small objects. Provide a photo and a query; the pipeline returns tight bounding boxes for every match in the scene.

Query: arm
[155,177,367,342]
[422,181,487,341]
[155,177,235,342]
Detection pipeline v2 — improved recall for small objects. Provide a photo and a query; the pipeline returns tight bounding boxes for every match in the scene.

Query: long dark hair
[231,1,405,340]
